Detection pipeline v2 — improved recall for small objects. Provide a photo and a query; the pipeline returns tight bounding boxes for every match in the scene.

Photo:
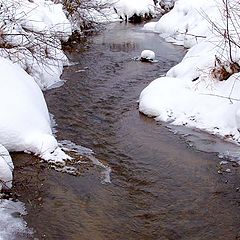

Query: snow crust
[139,0,240,147]
[0,199,32,239]
[113,0,155,21]
[60,140,111,183]
[0,0,72,90]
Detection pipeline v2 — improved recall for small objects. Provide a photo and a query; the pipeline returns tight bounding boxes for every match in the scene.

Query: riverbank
[139,0,240,158]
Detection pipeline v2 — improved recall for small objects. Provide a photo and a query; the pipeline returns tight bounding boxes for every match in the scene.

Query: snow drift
[143,0,219,47]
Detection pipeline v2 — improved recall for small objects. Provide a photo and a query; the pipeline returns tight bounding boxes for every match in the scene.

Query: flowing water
[12,22,240,240]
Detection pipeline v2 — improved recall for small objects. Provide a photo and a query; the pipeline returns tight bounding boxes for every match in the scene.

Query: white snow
[141,50,156,61]
[143,0,219,47]
[113,0,155,21]
[139,0,240,149]
[0,57,69,162]
[0,0,71,182]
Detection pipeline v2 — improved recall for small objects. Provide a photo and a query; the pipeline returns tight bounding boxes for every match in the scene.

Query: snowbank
[139,0,240,147]
[0,57,69,162]
[113,0,155,21]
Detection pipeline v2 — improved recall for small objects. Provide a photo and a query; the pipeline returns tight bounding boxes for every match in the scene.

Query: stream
[12,22,240,240]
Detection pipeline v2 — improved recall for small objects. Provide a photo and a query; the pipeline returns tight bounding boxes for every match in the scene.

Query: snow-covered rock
[159,0,176,12]
[140,50,156,61]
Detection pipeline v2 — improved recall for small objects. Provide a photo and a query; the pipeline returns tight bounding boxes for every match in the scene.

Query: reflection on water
[108,42,138,52]
[13,22,240,240]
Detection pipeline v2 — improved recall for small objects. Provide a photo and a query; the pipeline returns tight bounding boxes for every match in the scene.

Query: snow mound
[140,50,156,61]
[0,57,68,162]
[113,0,155,21]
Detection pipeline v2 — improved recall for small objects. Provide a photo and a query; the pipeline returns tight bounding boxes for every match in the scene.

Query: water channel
[12,22,240,240]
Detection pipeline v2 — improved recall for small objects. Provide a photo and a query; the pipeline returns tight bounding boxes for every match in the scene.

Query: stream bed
[12,22,240,240]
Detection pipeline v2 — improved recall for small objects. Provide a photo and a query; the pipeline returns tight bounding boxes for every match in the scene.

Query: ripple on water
[59,140,111,183]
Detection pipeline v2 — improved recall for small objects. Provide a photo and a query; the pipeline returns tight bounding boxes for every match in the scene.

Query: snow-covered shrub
[0,0,71,189]
[159,0,176,12]
[54,0,115,32]
[113,0,155,22]
[205,0,240,81]
[0,0,72,89]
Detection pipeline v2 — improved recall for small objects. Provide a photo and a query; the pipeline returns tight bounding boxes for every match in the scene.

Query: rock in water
[140,50,155,62]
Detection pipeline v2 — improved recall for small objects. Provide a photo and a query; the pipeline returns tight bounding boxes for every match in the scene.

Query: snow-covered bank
[143,0,220,47]
[139,0,240,153]
[0,0,71,169]
[0,0,72,237]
